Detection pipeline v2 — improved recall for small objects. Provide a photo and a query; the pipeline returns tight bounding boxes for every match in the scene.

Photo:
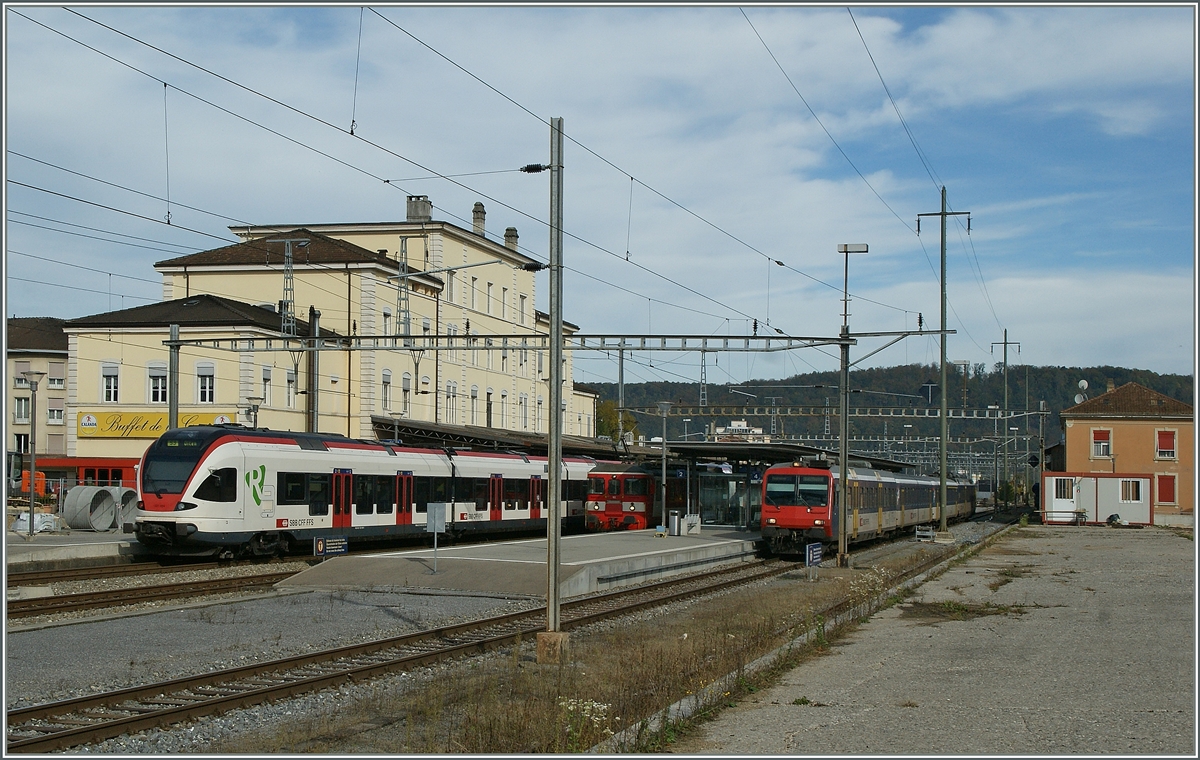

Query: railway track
[6,561,226,588]
[5,560,790,753]
[5,572,299,620]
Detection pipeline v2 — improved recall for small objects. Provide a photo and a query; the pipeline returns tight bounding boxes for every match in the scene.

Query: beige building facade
[62,196,594,464]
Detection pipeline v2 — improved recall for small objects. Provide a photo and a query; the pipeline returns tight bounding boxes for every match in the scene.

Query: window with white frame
[381,369,392,411]
[1156,430,1176,459]
[471,277,478,310]
[519,294,526,325]
[286,369,297,408]
[14,397,30,424]
[261,366,272,406]
[102,364,119,403]
[47,397,64,425]
[1119,479,1141,502]
[486,283,494,315]
[197,364,215,403]
[486,338,494,370]
[536,396,543,433]
[1091,429,1110,458]
[519,393,528,430]
[148,364,168,404]
[1054,477,1074,500]
[501,349,508,373]
[48,361,65,389]
[471,331,479,367]
[447,271,455,303]
[446,382,458,424]
[501,287,508,320]
[470,386,479,425]
[422,318,431,337]
[500,391,508,428]
[447,324,458,362]
[382,308,392,339]
[402,373,412,415]
[14,433,29,454]
[14,361,30,387]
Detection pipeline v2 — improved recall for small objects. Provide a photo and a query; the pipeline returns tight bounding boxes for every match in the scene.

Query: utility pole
[540,116,567,663]
[918,187,970,532]
[992,329,1020,507]
[836,243,867,567]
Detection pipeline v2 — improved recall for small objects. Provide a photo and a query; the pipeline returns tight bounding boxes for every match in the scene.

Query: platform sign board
[805,542,822,581]
[426,503,446,534]
[425,502,447,574]
[314,536,348,557]
[805,542,823,567]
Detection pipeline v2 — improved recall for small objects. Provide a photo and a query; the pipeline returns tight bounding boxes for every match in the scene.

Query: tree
[596,400,638,441]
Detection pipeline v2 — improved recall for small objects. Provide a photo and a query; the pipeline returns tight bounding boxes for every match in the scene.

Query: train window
[414,477,429,513]
[194,467,238,502]
[468,478,488,511]
[354,476,374,514]
[431,477,451,504]
[624,477,650,497]
[278,473,306,504]
[504,478,526,510]
[376,476,394,514]
[588,477,606,496]
[84,468,96,485]
[307,474,330,516]
[608,478,621,496]
[764,475,795,506]
[111,469,124,487]
[564,479,588,502]
[797,476,827,506]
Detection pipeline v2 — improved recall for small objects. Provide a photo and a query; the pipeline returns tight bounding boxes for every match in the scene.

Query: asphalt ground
[666,523,1196,755]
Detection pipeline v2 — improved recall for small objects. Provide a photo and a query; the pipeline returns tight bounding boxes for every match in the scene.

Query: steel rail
[6,572,297,619]
[5,560,784,753]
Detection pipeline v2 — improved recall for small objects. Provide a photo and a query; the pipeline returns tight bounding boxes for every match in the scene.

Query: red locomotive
[584,463,656,531]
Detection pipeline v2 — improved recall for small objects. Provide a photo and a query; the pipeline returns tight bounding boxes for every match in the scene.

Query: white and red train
[760,459,976,555]
[133,425,599,558]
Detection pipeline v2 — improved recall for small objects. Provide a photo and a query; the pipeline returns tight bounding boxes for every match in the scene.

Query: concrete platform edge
[590,523,1017,753]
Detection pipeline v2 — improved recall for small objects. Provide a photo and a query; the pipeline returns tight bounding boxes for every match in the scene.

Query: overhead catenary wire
[7,217,203,255]
[23,9,770,332]
[7,209,201,250]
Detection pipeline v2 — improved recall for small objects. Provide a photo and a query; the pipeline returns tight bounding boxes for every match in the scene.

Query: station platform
[5,528,149,572]
[280,528,762,599]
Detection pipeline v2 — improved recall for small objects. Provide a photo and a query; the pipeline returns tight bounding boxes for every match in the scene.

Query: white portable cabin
[1040,472,1153,526]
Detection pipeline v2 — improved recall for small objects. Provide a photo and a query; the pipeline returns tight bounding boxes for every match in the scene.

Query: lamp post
[682,418,690,442]
[21,370,46,537]
[836,243,867,567]
[657,401,672,529]
[244,396,263,429]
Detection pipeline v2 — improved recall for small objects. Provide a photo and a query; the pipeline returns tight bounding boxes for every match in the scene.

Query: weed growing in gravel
[209,550,972,754]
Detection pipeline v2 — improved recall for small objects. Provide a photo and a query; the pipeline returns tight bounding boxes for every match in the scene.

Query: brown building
[1060,381,1193,526]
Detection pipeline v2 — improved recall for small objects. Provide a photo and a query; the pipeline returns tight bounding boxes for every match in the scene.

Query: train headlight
[175,501,198,511]
[766,518,777,524]
[813,519,825,526]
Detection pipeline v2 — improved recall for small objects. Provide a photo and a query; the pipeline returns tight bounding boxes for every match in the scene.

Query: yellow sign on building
[77,411,235,438]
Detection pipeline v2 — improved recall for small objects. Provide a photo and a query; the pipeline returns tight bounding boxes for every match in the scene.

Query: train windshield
[141,429,211,495]
[588,477,607,496]
[623,477,650,496]
[765,474,829,507]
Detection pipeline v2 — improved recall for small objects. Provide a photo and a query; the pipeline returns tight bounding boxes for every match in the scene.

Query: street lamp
[244,396,263,429]
[682,418,691,442]
[21,370,46,538]
[656,401,672,530]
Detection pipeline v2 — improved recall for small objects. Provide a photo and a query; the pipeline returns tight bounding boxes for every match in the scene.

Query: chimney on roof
[406,195,432,223]
[472,202,486,237]
[1106,379,1115,393]
[504,227,519,251]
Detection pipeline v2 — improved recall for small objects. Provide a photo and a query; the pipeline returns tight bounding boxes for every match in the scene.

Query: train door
[530,475,543,520]
[489,474,503,522]
[332,469,352,530]
[396,472,414,526]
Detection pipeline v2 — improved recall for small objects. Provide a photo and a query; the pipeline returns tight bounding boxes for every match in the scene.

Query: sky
[4,3,1196,388]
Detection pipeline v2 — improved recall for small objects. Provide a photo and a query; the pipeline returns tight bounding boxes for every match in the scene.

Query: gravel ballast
[6,519,1010,753]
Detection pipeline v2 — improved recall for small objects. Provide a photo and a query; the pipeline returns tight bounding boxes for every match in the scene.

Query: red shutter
[1157,431,1175,452]
[1093,429,1109,442]
[1158,475,1176,504]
